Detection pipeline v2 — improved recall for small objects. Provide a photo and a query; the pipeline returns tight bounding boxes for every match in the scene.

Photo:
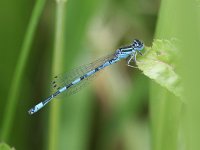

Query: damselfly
[28,39,144,115]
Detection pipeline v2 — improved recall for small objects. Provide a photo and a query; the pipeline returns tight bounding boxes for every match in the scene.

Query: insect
[28,39,144,115]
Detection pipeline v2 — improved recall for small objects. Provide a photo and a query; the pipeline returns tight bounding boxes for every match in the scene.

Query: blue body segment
[28,39,144,115]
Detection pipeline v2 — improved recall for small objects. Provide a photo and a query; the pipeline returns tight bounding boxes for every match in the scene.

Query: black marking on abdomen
[66,83,73,89]
[42,96,52,105]
[53,90,60,97]
[109,58,115,64]
[95,67,99,72]
[109,57,118,64]
[80,76,85,80]
[98,64,104,70]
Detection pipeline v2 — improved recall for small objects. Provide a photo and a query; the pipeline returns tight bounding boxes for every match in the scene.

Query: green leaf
[0,143,14,150]
[137,39,182,99]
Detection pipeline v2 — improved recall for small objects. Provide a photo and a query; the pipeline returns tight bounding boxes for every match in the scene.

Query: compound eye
[133,39,140,46]
[132,39,144,50]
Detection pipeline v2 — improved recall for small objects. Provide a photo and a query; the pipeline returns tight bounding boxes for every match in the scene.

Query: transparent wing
[51,53,115,96]
[63,71,98,96]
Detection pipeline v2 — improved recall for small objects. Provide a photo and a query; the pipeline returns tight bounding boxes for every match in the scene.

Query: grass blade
[48,1,67,150]
[1,0,46,141]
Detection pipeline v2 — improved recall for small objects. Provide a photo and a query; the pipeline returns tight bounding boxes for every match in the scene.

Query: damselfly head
[132,39,144,51]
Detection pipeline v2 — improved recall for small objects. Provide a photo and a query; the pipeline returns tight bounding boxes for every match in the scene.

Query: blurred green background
[0,0,200,150]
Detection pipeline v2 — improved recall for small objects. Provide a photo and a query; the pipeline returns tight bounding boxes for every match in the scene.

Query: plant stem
[150,0,182,149]
[48,1,66,150]
[1,0,46,141]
